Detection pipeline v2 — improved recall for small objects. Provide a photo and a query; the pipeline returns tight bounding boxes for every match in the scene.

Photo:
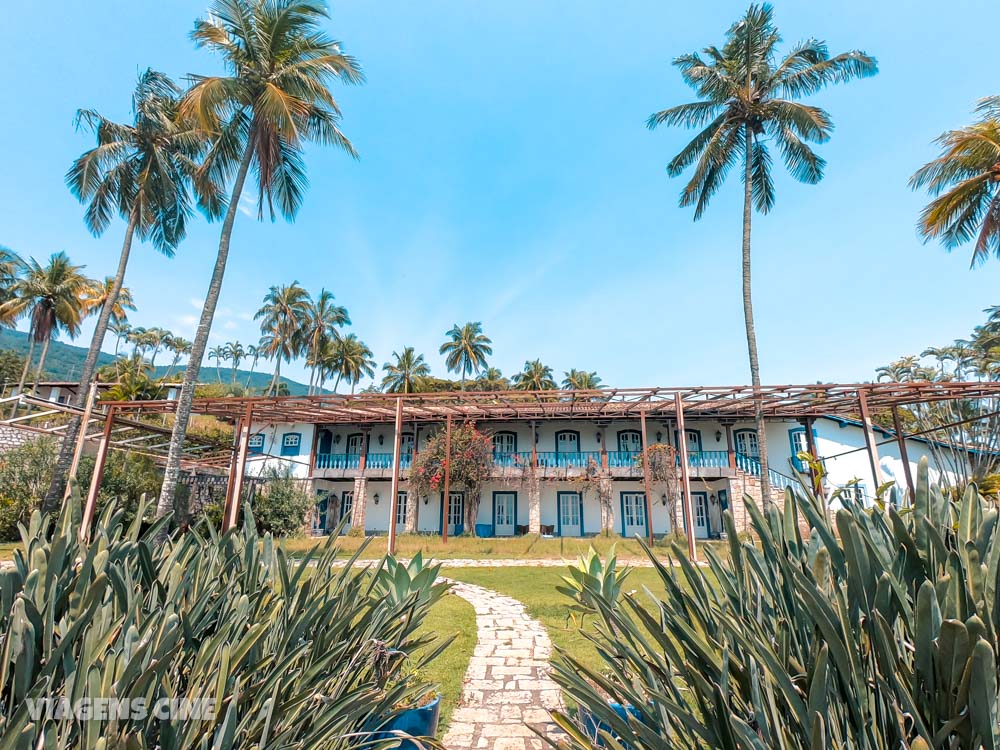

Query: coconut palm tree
[0,252,94,414]
[381,347,431,394]
[157,0,364,517]
[164,335,192,379]
[255,283,311,395]
[244,342,263,391]
[911,96,1000,267]
[47,70,212,508]
[302,289,349,394]
[81,275,137,329]
[325,332,374,393]
[476,366,509,391]
[208,345,228,382]
[0,248,25,309]
[562,369,602,390]
[142,326,171,369]
[439,321,492,390]
[108,320,132,359]
[512,359,557,391]
[647,4,876,503]
[225,340,246,383]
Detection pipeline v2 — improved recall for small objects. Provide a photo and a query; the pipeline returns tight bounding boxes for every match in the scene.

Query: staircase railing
[735,453,798,490]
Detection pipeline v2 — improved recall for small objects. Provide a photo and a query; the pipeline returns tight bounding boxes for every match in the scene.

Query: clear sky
[1,0,997,389]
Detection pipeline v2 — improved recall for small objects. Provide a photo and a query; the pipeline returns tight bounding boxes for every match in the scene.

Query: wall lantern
[710,494,718,505]
[333,434,341,445]
[655,431,663,443]
[423,496,429,506]
[378,434,384,446]
[661,493,668,506]
[373,492,380,505]
[715,430,722,443]
[595,432,601,443]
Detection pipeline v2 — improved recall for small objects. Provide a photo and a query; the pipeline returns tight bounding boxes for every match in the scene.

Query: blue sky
[1,0,996,389]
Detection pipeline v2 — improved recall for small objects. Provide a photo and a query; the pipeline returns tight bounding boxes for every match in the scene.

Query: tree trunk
[333,373,341,394]
[269,359,281,396]
[742,125,771,507]
[156,140,255,522]
[44,212,138,509]
[9,337,36,418]
[33,337,52,384]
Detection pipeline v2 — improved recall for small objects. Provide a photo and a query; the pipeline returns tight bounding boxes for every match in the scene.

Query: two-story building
[205,384,985,541]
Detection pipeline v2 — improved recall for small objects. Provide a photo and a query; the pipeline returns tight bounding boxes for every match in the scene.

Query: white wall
[246,421,315,479]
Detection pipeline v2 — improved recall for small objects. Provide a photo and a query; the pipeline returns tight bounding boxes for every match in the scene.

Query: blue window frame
[248,434,264,454]
[280,432,302,457]
[554,430,580,453]
[788,428,813,472]
[617,430,642,453]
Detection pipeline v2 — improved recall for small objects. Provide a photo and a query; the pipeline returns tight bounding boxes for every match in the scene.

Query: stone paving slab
[442,580,565,750]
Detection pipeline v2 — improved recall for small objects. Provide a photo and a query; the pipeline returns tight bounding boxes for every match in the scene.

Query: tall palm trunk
[244,359,257,391]
[742,125,771,507]
[333,373,342,394]
[44,211,139,509]
[33,336,53,384]
[269,359,281,395]
[157,140,255,521]
[10,338,36,418]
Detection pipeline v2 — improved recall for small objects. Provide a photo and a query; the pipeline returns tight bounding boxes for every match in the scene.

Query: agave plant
[551,458,1000,749]
[0,487,449,748]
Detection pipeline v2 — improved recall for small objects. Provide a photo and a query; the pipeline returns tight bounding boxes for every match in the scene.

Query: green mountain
[0,329,315,396]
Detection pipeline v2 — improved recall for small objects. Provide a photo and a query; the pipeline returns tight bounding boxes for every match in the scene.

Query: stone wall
[0,425,51,454]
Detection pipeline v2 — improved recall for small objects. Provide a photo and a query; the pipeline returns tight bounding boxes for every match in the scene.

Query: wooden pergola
[7,382,998,558]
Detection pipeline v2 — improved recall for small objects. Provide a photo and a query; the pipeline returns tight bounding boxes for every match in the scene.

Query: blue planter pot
[383,695,441,749]
[475,523,493,538]
[577,702,643,747]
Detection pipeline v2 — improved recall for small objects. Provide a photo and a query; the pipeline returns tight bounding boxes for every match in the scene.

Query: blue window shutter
[280,433,302,457]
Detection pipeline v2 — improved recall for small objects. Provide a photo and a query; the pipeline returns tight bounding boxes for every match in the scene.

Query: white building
[227,384,982,539]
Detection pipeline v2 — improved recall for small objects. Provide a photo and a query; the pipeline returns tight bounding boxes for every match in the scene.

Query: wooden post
[674,393,697,562]
[441,414,453,542]
[599,427,608,470]
[892,406,915,504]
[64,382,100,503]
[223,404,254,532]
[411,425,420,530]
[638,411,655,546]
[803,417,825,504]
[81,406,115,541]
[724,423,736,470]
[857,390,884,490]
[388,397,404,555]
[358,429,369,472]
[530,421,538,468]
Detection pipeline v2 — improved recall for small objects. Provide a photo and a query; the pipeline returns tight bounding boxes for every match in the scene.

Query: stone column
[404,486,418,533]
[528,474,541,534]
[599,473,613,534]
[351,476,368,532]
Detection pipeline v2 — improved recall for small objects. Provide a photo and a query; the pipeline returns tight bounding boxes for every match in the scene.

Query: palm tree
[476,366,509,391]
[225,340,246,383]
[562,369,602,390]
[48,70,211,508]
[512,359,557,391]
[143,326,171,368]
[158,0,364,517]
[164,335,192,379]
[0,252,93,413]
[302,289,349,394]
[648,4,876,503]
[326,332,374,393]
[108,320,132,358]
[244,342,263,391]
[381,347,431,394]
[208,345,228,382]
[0,248,25,310]
[81,277,136,324]
[911,96,1000,267]
[255,283,311,395]
[439,322,492,390]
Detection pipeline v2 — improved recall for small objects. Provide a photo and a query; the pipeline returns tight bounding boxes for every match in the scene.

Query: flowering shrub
[410,424,495,534]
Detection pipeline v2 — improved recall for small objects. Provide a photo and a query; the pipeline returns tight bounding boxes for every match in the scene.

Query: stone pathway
[442,581,564,750]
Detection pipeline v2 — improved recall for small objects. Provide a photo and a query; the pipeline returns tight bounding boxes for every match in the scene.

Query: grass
[442,564,674,678]
[279,532,724,562]
[413,586,477,732]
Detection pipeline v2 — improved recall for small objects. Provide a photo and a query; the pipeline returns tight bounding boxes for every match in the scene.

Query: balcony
[314,452,412,477]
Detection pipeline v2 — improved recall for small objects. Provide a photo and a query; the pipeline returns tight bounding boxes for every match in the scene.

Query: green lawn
[443,564,673,677]
[280,532,721,563]
[413,587,477,732]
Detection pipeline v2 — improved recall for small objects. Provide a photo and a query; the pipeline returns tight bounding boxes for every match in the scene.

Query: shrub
[552,458,1000,749]
[0,437,55,540]
[0,490,449,747]
[247,466,315,536]
[76,451,163,528]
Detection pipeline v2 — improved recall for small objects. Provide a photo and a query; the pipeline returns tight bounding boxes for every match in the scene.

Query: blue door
[557,492,583,537]
[440,491,465,535]
[620,492,647,538]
